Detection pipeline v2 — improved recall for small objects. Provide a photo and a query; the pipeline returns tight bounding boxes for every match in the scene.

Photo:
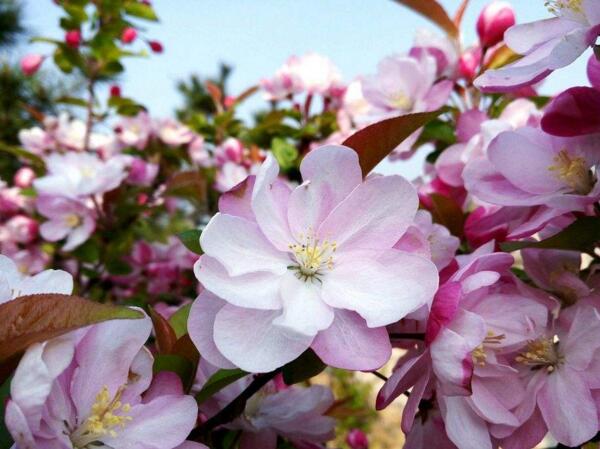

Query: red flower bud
[121,27,138,44]
[148,40,163,53]
[65,30,81,48]
[110,85,122,97]
[20,54,44,76]
[459,46,482,81]
[346,429,368,449]
[476,1,515,48]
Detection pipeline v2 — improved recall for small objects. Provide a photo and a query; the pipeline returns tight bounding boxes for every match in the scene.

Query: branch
[389,332,425,341]
[190,369,281,442]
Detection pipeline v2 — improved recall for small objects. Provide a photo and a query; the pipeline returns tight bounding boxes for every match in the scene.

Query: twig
[389,332,425,341]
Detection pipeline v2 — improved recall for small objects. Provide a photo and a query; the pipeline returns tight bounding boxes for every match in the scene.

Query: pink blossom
[361,53,453,158]
[121,26,137,43]
[0,254,72,304]
[18,126,53,155]
[463,127,600,211]
[458,46,482,81]
[128,157,159,186]
[196,361,335,449]
[20,54,44,76]
[114,111,154,149]
[475,2,600,92]
[188,136,212,167]
[156,119,194,146]
[541,86,600,136]
[5,314,198,449]
[51,113,116,152]
[36,196,96,251]
[1,214,38,244]
[215,137,245,165]
[476,1,516,48]
[291,52,343,95]
[34,152,128,198]
[189,145,438,372]
[409,29,459,78]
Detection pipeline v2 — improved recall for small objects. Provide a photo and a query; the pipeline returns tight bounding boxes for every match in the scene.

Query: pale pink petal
[251,154,293,250]
[5,401,37,448]
[213,304,313,372]
[440,396,493,449]
[218,175,256,221]
[143,371,184,402]
[188,290,236,369]
[312,309,391,371]
[40,220,70,241]
[376,351,429,410]
[195,256,282,310]
[200,213,288,276]
[505,18,580,54]
[273,273,334,336]
[538,367,598,447]
[18,269,73,296]
[563,306,600,370]
[470,377,519,426]
[317,175,418,251]
[322,250,438,328]
[102,395,197,449]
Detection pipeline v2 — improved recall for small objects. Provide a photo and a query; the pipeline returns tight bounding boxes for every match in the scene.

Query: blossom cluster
[3,1,600,449]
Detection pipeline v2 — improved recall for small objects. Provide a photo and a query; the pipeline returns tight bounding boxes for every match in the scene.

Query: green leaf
[105,258,133,275]
[343,109,447,176]
[0,142,45,173]
[282,349,326,385]
[0,294,144,362]
[420,120,456,145]
[500,217,600,254]
[177,229,203,255]
[0,376,13,449]
[153,354,195,386]
[124,2,159,21]
[57,96,89,107]
[195,369,248,404]
[271,137,299,170]
[392,0,458,38]
[169,303,192,339]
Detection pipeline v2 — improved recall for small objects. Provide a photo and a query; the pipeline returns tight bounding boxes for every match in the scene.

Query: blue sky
[19,0,591,176]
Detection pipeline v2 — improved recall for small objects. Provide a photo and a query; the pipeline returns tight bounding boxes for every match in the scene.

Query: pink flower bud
[13,167,36,188]
[476,1,515,48]
[346,429,368,449]
[459,46,482,81]
[224,95,235,109]
[110,84,122,97]
[4,214,38,244]
[20,54,44,76]
[121,27,138,44]
[65,30,81,48]
[148,40,163,53]
[128,158,159,187]
[587,55,600,91]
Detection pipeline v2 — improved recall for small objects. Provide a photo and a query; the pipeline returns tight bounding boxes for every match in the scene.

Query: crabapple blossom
[5,314,199,449]
[464,127,600,211]
[0,214,38,244]
[409,28,459,78]
[475,0,600,92]
[36,196,96,251]
[190,145,438,372]
[114,111,153,150]
[33,152,128,198]
[0,254,72,304]
[127,157,159,186]
[196,361,335,449]
[156,119,194,146]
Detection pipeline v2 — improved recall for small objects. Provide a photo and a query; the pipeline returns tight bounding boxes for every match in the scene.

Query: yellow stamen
[548,149,593,195]
[288,232,337,283]
[515,337,563,373]
[391,92,414,111]
[64,213,82,228]
[545,0,583,14]
[472,331,506,366]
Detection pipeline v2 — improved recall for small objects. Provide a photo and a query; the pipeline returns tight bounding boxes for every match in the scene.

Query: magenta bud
[459,46,482,81]
[65,30,81,48]
[20,54,44,76]
[121,27,138,44]
[346,429,368,449]
[541,86,600,137]
[476,1,515,48]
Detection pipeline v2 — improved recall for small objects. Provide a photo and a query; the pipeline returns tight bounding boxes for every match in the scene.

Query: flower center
[515,336,563,373]
[390,92,414,111]
[548,149,593,195]
[472,331,506,366]
[70,385,132,448]
[80,166,96,178]
[288,233,337,283]
[64,213,82,228]
[545,0,583,15]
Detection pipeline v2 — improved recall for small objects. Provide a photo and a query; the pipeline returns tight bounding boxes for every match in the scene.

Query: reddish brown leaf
[453,0,470,28]
[392,0,459,38]
[232,85,259,107]
[427,193,465,238]
[149,306,177,354]
[205,80,224,112]
[165,171,207,203]
[0,294,144,362]
[342,109,446,176]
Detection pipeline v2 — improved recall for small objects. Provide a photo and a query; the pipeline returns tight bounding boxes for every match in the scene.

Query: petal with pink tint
[376,351,429,410]
[195,256,282,310]
[218,175,256,221]
[538,367,598,447]
[200,213,288,276]
[312,309,391,371]
[273,273,334,336]
[440,396,492,449]
[214,304,313,373]
[318,175,418,251]
[188,290,236,369]
[251,154,293,251]
[322,250,438,328]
